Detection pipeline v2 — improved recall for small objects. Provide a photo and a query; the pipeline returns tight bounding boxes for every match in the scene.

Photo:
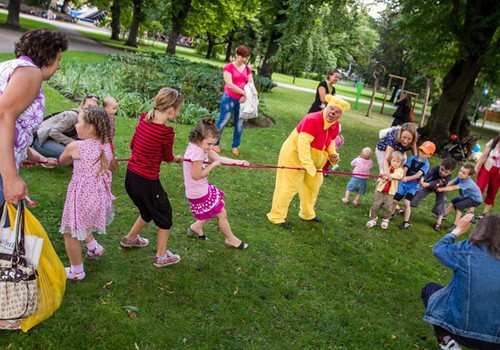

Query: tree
[110,1,122,40]
[6,0,21,28]
[166,0,192,54]
[396,0,500,147]
[125,0,142,47]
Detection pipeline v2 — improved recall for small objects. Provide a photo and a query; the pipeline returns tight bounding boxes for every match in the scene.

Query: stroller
[439,134,482,163]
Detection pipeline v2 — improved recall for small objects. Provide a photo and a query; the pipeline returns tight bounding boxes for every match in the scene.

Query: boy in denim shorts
[393,141,435,229]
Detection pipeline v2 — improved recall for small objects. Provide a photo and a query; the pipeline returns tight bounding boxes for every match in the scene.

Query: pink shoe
[86,243,105,259]
[341,198,349,204]
[213,146,221,153]
[231,148,239,156]
[65,267,86,281]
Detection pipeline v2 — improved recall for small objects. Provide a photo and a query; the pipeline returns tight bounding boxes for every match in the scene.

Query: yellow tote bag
[5,204,67,332]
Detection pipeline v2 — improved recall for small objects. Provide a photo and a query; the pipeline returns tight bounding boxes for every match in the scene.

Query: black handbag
[0,201,38,321]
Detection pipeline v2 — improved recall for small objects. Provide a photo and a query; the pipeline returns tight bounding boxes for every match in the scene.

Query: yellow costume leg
[267,167,305,224]
[298,172,323,220]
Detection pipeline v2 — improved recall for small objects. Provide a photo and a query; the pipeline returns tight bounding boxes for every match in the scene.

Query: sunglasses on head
[86,94,99,100]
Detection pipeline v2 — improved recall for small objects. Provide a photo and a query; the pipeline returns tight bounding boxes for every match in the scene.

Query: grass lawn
[0,12,58,31]
[1,47,499,350]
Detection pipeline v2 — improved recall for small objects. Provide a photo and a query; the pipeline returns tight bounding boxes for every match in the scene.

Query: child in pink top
[183,118,249,249]
[342,147,374,206]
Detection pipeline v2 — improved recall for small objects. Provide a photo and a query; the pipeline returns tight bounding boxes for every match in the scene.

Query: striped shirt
[127,116,175,180]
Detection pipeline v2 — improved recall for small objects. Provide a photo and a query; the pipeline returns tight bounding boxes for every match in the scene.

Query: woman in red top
[121,88,184,268]
[213,45,254,156]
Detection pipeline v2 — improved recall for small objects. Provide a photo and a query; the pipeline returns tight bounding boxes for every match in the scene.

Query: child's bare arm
[59,142,78,165]
[437,184,460,193]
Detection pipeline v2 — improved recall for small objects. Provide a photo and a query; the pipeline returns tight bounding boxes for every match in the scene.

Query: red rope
[116,157,382,179]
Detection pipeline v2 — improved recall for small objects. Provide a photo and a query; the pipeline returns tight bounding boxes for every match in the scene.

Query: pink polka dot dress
[60,139,115,240]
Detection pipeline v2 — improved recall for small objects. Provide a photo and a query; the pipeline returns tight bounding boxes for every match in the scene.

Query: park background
[0,0,499,349]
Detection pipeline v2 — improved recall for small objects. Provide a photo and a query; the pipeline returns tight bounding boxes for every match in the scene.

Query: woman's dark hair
[15,29,68,68]
[189,118,220,143]
[327,69,340,77]
[470,214,500,259]
[490,135,500,150]
[235,45,250,58]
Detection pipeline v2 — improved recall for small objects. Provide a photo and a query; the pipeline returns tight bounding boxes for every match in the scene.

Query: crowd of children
[34,87,491,282]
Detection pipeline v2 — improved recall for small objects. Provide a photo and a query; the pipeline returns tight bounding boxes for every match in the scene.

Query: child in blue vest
[393,141,435,229]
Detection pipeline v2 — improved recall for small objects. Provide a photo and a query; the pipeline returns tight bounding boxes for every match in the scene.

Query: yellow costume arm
[326,141,338,165]
[297,132,317,176]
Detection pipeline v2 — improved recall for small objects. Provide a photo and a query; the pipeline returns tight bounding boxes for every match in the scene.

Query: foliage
[253,75,277,93]
[48,52,276,123]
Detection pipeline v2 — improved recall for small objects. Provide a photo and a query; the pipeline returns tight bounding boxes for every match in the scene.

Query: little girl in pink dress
[59,107,117,281]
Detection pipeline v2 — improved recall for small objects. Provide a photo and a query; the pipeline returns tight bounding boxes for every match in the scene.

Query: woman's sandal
[187,227,207,240]
[224,241,248,250]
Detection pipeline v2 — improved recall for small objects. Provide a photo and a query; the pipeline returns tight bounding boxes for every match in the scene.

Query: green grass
[1,50,499,350]
[0,12,58,31]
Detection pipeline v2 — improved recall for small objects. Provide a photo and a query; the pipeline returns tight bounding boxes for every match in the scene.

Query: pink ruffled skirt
[188,183,225,220]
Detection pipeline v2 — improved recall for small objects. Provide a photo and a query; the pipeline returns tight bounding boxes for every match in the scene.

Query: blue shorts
[394,181,418,201]
[345,177,368,195]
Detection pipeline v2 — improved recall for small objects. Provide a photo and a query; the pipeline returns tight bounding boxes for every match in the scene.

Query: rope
[116,157,382,179]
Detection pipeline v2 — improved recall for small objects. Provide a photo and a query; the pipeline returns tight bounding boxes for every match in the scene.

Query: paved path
[0,9,122,54]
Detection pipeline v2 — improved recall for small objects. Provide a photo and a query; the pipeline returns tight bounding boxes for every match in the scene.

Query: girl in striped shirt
[121,88,184,268]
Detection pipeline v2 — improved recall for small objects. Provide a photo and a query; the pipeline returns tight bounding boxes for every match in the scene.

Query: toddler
[103,96,118,141]
[393,141,435,229]
[437,163,483,232]
[183,118,249,249]
[121,88,184,267]
[366,151,404,229]
[342,147,373,206]
[410,158,456,231]
[59,107,117,281]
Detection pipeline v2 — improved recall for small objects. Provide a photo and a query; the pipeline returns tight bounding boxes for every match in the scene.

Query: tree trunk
[419,57,483,148]
[206,32,215,59]
[166,0,192,55]
[7,0,21,28]
[225,31,234,62]
[259,9,287,78]
[125,0,141,47]
[110,2,121,41]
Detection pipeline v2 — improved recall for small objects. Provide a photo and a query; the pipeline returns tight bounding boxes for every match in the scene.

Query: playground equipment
[366,64,386,117]
[380,74,406,114]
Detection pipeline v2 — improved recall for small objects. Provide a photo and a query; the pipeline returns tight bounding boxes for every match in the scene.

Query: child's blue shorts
[345,177,368,195]
[394,181,419,201]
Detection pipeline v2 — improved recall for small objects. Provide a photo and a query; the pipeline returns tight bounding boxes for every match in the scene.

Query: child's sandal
[433,223,441,232]
[381,219,389,229]
[366,219,377,228]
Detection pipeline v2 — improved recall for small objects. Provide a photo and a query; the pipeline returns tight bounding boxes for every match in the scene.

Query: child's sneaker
[399,221,411,230]
[86,243,105,259]
[366,219,377,228]
[380,219,389,229]
[120,235,150,248]
[153,250,181,267]
[439,336,462,350]
[396,208,405,215]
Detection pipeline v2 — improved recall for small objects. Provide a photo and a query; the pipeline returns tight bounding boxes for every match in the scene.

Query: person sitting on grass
[103,96,119,142]
[421,213,500,350]
[366,151,404,229]
[392,141,435,230]
[410,158,456,232]
[437,163,483,233]
[342,147,373,206]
